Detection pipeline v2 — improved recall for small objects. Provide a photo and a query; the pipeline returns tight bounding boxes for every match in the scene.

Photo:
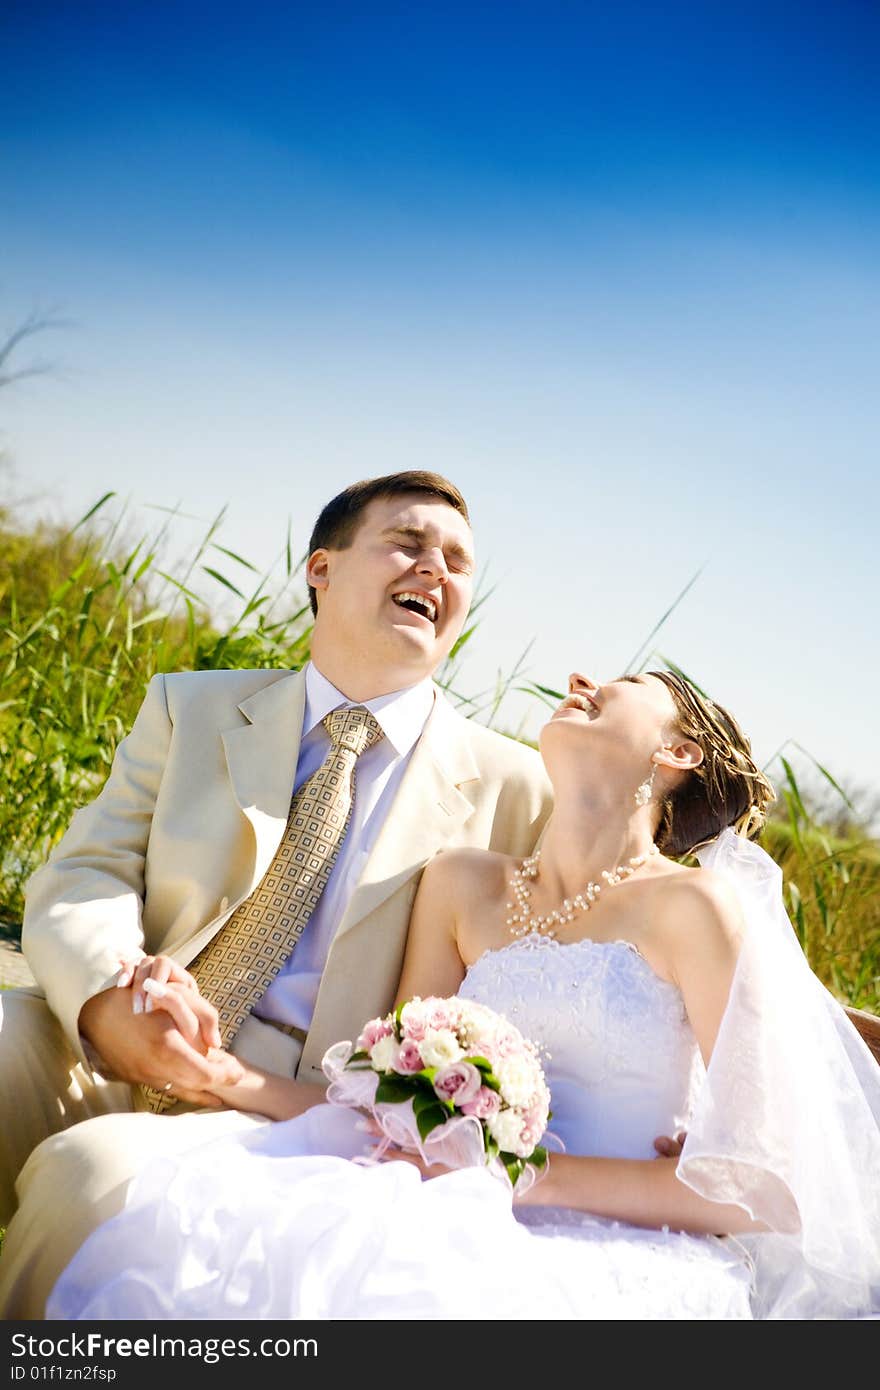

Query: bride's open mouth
[555,693,599,719]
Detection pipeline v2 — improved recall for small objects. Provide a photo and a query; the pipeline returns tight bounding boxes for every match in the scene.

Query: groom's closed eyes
[384,525,474,575]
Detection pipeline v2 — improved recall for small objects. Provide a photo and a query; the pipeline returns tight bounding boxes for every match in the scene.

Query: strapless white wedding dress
[48,936,755,1320]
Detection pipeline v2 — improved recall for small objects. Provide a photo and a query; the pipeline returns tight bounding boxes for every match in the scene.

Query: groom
[0,470,553,1316]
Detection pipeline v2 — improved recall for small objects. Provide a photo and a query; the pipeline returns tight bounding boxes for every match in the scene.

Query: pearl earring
[634,764,657,807]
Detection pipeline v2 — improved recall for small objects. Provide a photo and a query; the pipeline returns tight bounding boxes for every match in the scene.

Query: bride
[47,670,880,1320]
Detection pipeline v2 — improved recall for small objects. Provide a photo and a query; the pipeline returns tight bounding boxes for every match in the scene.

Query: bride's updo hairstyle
[648,671,776,856]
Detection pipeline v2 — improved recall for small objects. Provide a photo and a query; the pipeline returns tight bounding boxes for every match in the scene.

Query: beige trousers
[0,989,299,1319]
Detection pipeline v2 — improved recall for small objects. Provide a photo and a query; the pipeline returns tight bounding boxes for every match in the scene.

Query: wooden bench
[847,1007,880,1066]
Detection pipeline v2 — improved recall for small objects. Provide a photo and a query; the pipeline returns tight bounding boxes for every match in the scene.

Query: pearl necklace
[506,844,660,939]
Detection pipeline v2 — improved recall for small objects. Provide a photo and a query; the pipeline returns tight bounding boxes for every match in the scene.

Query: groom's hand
[79,983,242,1099]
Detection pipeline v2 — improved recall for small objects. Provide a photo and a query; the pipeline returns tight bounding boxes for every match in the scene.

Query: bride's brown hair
[648,671,776,857]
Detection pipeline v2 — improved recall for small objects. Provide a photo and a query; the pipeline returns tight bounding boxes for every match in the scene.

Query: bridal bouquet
[322,995,551,1191]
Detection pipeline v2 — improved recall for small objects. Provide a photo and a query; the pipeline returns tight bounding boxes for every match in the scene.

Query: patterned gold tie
[141,705,384,1112]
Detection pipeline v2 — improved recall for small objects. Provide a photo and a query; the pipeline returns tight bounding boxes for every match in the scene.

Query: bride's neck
[535,797,658,900]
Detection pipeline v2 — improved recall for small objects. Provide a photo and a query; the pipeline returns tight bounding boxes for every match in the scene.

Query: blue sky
[2,1,879,804]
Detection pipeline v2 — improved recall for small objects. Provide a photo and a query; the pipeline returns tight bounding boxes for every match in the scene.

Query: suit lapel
[332,688,478,942]
[220,668,306,883]
[217,676,477,965]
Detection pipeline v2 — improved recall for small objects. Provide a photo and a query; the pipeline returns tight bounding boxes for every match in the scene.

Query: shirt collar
[303,661,434,757]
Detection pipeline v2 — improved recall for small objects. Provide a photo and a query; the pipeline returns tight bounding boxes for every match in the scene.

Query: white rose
[487,1107,527,1155]
[419,1028,465,1069]
[370,1034,400,1072]
[457,1000,493,1031]
[494,1055,537,1108]
[457,1002,502,1050]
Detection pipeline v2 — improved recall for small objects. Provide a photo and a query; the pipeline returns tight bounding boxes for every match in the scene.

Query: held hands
[122,955,221,1048]
[78,953,244,1105]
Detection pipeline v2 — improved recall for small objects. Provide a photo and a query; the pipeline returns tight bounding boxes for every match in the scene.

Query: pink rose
[425,998,458,1032]
[460,1086,501,1120]
[523,1104,547,1139]
[495,1029,521,1059]
[397,1039,425,1073]
[433,1061,482,1106]
[520,1111,545,1149]
[357,1018,394,1051]
[399,1002,428,1040]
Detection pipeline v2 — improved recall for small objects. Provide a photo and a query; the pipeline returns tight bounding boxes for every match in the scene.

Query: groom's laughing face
[307,493,475,686]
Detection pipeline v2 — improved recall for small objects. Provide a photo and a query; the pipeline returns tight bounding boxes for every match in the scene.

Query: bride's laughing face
[539,671,685,787]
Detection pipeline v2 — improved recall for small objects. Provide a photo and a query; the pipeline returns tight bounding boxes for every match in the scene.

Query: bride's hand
[653,1130,687,1159]
[123,954,207,1018]
[200,1058,327,1122]
[377,1148,449,1180]
[117,954,222,1052]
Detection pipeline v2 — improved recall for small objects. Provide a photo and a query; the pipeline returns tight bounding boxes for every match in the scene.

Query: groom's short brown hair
[306,471,471,615]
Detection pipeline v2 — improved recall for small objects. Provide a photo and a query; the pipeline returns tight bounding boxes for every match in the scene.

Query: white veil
[678,828,880,1318]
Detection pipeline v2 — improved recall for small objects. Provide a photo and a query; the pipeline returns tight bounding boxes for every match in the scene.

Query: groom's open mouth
[392,590,439,624]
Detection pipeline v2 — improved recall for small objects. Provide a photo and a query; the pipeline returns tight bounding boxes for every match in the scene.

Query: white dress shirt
[253,661,435,1032]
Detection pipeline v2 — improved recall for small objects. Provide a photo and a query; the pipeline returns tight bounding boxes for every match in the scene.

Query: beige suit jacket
[23,668,553,1086]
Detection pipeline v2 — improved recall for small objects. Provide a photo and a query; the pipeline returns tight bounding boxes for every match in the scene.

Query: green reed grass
[1,497,877,1011]
[0,494,314,921]
[760,763,880,1012]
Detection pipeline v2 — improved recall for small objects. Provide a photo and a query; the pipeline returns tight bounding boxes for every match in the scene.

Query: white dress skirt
[48,938,755,1320]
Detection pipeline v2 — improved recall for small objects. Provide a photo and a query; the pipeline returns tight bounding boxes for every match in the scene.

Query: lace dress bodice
[460,934,703,1160]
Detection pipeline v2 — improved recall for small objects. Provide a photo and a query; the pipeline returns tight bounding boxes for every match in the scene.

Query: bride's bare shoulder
[653,862,746,952]
[421,847,514,902]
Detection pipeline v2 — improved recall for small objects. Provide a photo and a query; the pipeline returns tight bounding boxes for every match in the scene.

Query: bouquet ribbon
[323,1041,551,1195]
